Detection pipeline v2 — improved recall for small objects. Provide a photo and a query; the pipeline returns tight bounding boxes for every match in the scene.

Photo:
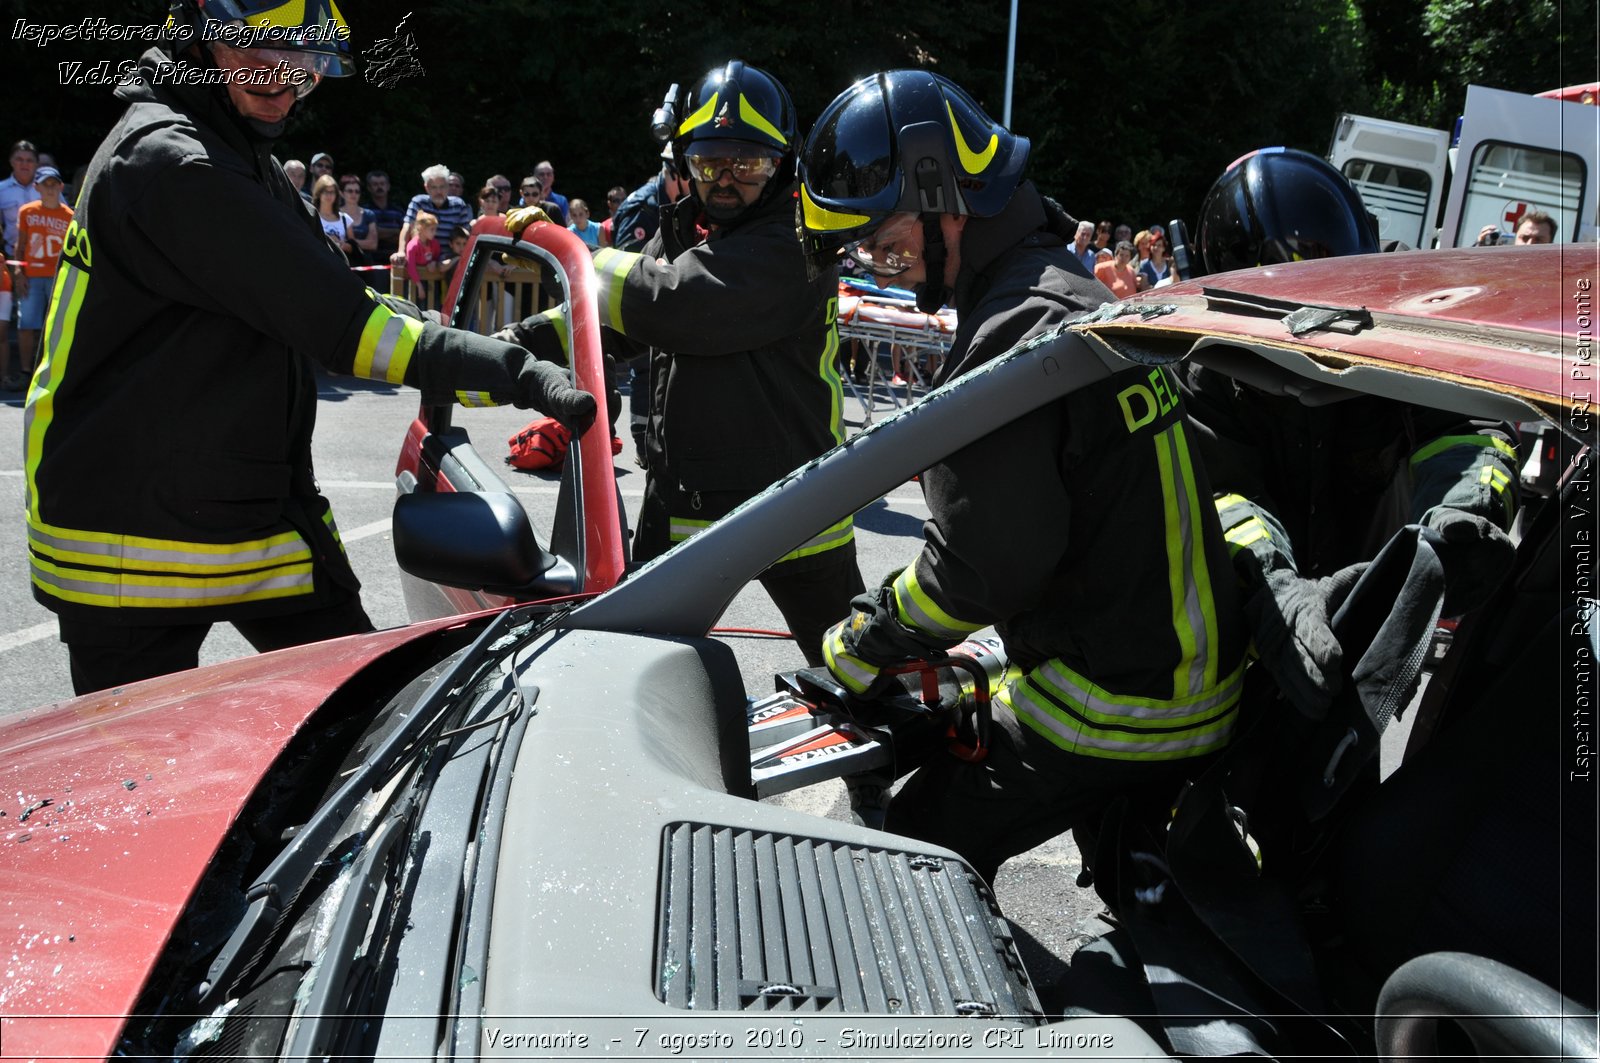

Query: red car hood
[0,616,474,1061]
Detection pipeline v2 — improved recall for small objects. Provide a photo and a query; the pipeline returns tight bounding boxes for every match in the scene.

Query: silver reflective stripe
[823,638,878,693]
[1157,424,1210,696]
[24,266,83,449]
[779,519,854,561]
[1033,659,1243,722]
[368,314,409,381]
[803,521,853,552]
[28,525,308,570]
[1009,687,1234,756]
[894,566,983,640]
[32,565,314,603]
[43,266,81,363]
[669,518,709,542]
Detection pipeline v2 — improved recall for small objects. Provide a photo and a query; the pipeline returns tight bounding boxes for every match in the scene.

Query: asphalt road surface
[0,366,1103,999]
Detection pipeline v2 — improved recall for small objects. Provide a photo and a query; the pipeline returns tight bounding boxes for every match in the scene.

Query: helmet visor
[842,213,921,277]
[211,39,331,98]
[683,140,781,184]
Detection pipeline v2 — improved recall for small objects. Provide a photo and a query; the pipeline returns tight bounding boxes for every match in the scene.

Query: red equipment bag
[507,417,573,471]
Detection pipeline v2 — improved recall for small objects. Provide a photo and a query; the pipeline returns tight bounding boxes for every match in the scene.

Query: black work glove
[413,330,595,435]
[1244,564,1366,719]
[1421,506,1516,615]
[520,357,596,436]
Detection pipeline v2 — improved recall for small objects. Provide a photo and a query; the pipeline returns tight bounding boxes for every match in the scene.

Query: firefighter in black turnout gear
[1181,148,1520,716]
[798,71,1247,881]
[501,61,864,666]
[27,0,595,696]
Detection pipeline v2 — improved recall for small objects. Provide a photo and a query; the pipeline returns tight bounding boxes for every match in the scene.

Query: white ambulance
[1328,83,1598,248]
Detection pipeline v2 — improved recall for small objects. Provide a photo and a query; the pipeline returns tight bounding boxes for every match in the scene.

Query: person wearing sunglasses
[799,70,1245,866]
[339,173,379,264]
[499,61,864,666]
[517,176,545,210]
[25,0,596,695]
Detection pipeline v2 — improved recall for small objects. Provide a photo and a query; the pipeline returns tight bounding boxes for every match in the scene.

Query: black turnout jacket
[27,50,535,624]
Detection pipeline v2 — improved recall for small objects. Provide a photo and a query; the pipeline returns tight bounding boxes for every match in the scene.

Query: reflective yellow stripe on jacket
[24,264,89,522]
[670,513,854,562]
[893,563,984,641]
[26,514,317,609]
[1002,658,1243,761]
[823,617,881,695]
[1011,421,1238,760]
[353,302,423,384]
[1409,433,1520,528]
[591,248,643,334]
[1216,493,1274,557]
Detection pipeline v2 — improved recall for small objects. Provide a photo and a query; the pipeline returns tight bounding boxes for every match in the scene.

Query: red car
[1,242,1592,1060]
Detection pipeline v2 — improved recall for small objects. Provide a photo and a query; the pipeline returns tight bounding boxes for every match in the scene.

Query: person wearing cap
[308,151,335,182]
[9,165,72,390]
[499,61,864,666]
[25,0,596,695]
[797,70,1245,873]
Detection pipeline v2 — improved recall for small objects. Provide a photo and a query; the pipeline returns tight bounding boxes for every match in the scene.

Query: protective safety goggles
[682,147,781,185]
[842,214,922,277]
[210,39,336,99]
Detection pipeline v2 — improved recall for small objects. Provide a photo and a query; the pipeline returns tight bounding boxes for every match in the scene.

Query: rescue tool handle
[881,654,992,762]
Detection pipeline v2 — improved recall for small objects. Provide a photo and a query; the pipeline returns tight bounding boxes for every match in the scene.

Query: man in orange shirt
[1094,239,1139,300]
[11,165,73,390]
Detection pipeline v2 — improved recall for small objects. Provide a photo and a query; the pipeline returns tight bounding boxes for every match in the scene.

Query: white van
[1329,84,1598,247]
[1328,113,1449,249]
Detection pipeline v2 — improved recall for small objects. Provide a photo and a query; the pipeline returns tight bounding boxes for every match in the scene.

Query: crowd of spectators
[1072,217,1181,293]
[0,134,648,388]
[13,127,1555,396]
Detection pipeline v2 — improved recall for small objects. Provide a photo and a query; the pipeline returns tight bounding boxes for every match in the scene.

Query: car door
[393,220,627,620]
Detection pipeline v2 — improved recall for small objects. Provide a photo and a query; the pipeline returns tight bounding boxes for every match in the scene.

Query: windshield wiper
[195,605,565,1006]
[285,670,523,1058]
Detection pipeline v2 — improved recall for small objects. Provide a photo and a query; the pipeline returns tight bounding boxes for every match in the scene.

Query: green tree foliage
[1352,0,1597,130]
[1424,0,1597,101]
[1346,0,1450,126]
[1002,0,1370,231]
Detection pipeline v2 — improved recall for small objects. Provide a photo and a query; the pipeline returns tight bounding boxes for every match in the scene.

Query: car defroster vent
[654,822,1042,1019]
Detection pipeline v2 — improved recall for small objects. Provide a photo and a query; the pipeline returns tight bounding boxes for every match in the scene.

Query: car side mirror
[393,491,578,599]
